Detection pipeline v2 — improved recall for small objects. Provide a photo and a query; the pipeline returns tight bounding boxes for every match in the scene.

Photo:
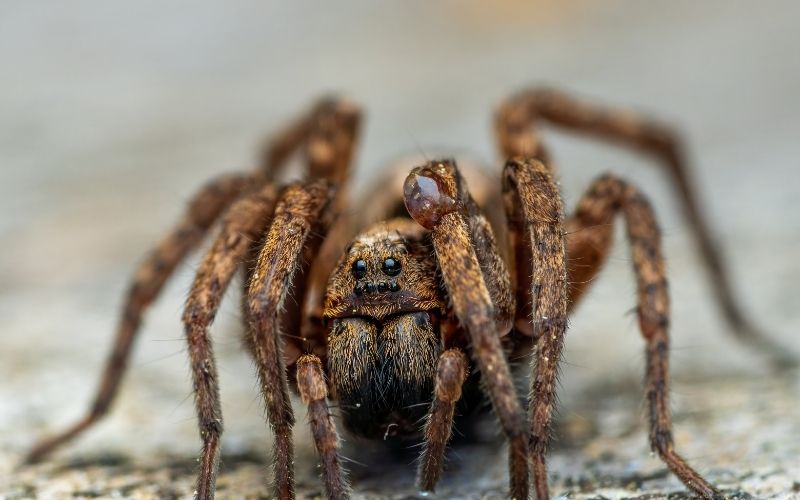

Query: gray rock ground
[1,1,799,498]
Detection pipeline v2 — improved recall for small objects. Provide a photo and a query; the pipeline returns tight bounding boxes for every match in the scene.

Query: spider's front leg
[503,158,569,500]
[24,99,331,465]
[296,354,349,500]
[183,184,281,498]
[242,98,359,500]
[417,349,469,493]
[563,173,720,498]
[404,160,529,500]
[184,98,359,499]
[246,180,336,500]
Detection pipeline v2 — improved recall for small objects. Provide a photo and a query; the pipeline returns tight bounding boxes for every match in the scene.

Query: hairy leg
[464,190,516,335]
[417,349,468,493]
[405,160,515,335]
[496,87,793,366]
[181,185,279,499]
[404,159,529,500]
[297,99,362,352]
[566,173,719,498]
[503,158,569,500]
[246,180,335,500]
[24,98,334,464]
[243,101,360,499]
[25,172,254,463]
[296,354,349,500]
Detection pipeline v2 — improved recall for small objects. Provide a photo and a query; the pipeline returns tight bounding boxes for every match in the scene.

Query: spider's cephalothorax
[324,219,445,439]
[27,88,796,500]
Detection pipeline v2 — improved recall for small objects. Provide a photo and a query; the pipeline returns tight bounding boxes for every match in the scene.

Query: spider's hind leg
[496,87,795,367]
[565,173,720,499]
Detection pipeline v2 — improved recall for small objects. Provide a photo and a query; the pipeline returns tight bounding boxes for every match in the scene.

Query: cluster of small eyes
[351,257,402,295]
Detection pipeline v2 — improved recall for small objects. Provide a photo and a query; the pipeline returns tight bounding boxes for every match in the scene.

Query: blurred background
[1,1,798,498]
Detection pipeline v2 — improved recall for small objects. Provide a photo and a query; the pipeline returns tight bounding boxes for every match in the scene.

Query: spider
[26,88,794,499]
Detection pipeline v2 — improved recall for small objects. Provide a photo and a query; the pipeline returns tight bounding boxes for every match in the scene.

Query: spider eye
[351,259,367,279]
[381,257,401,276]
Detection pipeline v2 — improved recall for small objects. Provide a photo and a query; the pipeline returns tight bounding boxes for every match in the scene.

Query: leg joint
[200,418,224,439]
[434,350,468,403]
[650,428,674,454]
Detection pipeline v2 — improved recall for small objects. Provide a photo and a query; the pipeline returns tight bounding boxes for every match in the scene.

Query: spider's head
[323,218,447,439]
[322,218,444,322]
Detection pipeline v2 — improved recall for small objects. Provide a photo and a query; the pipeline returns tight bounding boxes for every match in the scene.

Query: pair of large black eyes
[351,258,402,278]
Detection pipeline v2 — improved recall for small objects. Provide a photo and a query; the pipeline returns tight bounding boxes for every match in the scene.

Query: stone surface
[3,373,799,499]
[1,1,799,499]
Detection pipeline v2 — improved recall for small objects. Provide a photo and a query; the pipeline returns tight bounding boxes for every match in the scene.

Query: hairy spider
[26,88,794,499]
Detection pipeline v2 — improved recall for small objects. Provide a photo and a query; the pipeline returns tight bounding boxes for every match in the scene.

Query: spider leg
[182,185,280,498]
[242,100,359,500]
[417,348,468,493]
[246,180,336,500]
[503,158,569,500]
[25,172,255,464]
[568,173,720,498]
[404,159,529,500]
[296,354,349,500]
[24,98,349,466]
[463,187,516,335]
[496,87,794,367]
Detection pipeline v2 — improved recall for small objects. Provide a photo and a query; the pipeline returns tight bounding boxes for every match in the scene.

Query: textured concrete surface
[3,373,799,499]
[1,1,799,499]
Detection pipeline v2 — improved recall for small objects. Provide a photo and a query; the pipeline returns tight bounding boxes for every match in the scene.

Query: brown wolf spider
[26,88,794,499]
